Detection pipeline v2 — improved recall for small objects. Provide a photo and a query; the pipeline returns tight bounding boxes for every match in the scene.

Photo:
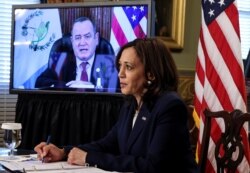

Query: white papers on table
[0,155,121,173]
[0,154,37,162]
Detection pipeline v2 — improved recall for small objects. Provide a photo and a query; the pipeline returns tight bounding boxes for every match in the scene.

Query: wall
[173,0,201,72]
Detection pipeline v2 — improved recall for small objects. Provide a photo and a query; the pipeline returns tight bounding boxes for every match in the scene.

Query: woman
[34,38,198,173]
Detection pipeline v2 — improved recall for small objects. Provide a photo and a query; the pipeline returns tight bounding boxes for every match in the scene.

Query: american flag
[110,5,148,55]
[193,0,250,172]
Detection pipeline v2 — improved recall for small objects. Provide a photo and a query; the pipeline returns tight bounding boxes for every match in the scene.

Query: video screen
[10,1,153,94]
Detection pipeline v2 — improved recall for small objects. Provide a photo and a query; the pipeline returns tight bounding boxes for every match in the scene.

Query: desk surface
[0,148,36,155]
[0,148,122,173]
[0,148,36,173]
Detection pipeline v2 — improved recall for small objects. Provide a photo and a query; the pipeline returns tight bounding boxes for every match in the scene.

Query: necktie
[80,62,88,81]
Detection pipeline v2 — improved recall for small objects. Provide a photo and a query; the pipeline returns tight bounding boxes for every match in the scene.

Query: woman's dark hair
[116,38,179,101]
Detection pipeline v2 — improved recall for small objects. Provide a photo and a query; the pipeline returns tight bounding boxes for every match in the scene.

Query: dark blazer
[66,92,199,173]
[35,52,119,92]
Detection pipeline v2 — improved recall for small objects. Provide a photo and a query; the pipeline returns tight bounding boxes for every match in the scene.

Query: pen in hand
[42,135,51,163]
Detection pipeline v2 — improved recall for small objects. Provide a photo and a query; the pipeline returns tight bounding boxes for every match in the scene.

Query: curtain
[16,94,124,150]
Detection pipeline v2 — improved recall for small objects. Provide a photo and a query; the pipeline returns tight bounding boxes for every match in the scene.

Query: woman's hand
[67,147,87,165]
[34,142,65,162]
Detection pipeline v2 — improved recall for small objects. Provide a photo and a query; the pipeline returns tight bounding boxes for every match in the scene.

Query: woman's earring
[147,80,152,85]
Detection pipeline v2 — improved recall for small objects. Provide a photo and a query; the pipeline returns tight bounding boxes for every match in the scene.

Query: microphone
[95,68,103,89]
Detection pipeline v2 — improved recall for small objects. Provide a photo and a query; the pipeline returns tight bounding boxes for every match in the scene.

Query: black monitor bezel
[9,0,154,95]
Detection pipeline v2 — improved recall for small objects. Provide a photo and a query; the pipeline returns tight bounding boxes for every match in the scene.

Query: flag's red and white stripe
[110,6,147,55]
[194,1,250,172]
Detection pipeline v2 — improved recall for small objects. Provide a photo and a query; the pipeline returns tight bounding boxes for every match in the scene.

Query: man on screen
[35,17,119,92]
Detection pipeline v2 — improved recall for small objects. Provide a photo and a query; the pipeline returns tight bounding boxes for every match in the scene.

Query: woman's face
[118,47,146,100]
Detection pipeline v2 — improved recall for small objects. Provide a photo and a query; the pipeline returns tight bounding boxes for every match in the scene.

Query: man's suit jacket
[71,92,199,173]
[35,52,119,92]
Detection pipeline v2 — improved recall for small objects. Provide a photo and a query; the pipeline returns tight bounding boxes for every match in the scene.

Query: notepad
[0,155,118,173]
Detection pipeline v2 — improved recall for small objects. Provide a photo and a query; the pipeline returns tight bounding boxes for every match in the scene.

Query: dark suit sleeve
[35,68,66,88]
[77,112,122,156]
[77,94,198,173]
[35,52,76,89]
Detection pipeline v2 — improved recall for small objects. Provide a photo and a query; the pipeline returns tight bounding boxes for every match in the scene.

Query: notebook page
[23,160,86,171]
[26,167,114,173]
[0,155,123,173]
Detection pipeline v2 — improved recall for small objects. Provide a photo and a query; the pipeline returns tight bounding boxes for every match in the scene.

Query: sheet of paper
[26,167,114,173]
[0,155,122,173]
[23,160,87,171]
[0,154,37,162]
[0,160,87,171]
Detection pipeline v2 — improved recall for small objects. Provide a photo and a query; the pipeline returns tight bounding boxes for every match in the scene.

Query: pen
[42,135,51,163]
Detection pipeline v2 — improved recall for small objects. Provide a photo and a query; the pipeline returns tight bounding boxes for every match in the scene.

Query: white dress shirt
[75,54,95,81]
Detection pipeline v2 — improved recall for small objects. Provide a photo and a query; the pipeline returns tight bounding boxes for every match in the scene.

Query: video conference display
[10,0,154,94]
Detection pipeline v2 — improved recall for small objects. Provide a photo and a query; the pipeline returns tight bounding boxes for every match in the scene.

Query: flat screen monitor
[10,0,154,95]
